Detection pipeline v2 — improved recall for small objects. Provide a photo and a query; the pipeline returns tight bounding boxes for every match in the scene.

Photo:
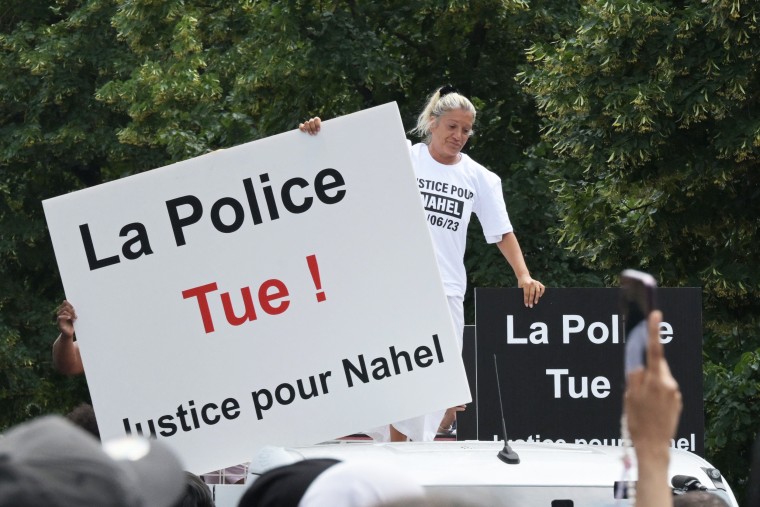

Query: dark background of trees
[1,0,757,500]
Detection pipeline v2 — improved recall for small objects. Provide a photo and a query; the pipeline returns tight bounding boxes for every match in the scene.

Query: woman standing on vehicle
[300,85,545,441]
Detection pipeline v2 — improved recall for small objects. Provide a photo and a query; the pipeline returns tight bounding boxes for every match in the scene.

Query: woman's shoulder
[408,141,429,164]
[461,153,501,182]
[408,141,425,153]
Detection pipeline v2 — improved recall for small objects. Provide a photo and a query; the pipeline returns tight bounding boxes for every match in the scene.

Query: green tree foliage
[0,0,142,426]
[520,0,760,496]
[100,0,593,297]
[3,0,756,495]
[0,0,596,430]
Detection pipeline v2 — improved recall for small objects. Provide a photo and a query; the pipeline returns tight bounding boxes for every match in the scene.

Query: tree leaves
[521,0,760,495]
[1,0,592,431]
[3,2,756,496]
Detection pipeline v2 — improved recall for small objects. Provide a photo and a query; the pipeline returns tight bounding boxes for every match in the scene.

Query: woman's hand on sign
[518,275,545,309]
[299,117,321,135]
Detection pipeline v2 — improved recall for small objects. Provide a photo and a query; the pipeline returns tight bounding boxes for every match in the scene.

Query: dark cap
[0,415,185,507]
[238,458,340,507]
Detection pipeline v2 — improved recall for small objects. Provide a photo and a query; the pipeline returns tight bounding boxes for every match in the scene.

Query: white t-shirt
[409,142,513,298]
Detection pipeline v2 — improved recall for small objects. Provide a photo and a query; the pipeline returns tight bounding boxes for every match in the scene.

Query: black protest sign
[470,287,703,455]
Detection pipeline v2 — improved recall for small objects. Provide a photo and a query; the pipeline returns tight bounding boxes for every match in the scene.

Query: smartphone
[620,269,657,375]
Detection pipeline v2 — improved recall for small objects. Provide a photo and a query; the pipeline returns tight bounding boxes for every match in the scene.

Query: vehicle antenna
[494,354,520,464]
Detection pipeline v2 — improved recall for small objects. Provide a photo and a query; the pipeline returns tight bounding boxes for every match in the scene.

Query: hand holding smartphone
[620,269,657,376]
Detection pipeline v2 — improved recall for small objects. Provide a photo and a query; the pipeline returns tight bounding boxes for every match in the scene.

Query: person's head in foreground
[672,491,730,506]
[0,415,185,507]
[239,458,425,507]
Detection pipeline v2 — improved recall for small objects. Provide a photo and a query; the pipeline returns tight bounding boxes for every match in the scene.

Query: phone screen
[620,270,657,375]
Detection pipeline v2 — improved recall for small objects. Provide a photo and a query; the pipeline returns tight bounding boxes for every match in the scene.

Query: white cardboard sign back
[43,103,470,473]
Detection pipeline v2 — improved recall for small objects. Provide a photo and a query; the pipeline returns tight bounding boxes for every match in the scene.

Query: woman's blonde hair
[409,85,476,143]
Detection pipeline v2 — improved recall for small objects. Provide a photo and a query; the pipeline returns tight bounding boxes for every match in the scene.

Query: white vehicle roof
[221,439,738,507]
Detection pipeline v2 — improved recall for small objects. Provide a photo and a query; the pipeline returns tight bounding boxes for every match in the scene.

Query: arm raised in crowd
[52,300,84,375]
[625,310,683,507]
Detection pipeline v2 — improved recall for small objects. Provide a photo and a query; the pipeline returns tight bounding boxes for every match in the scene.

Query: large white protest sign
[43,103,470,473]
